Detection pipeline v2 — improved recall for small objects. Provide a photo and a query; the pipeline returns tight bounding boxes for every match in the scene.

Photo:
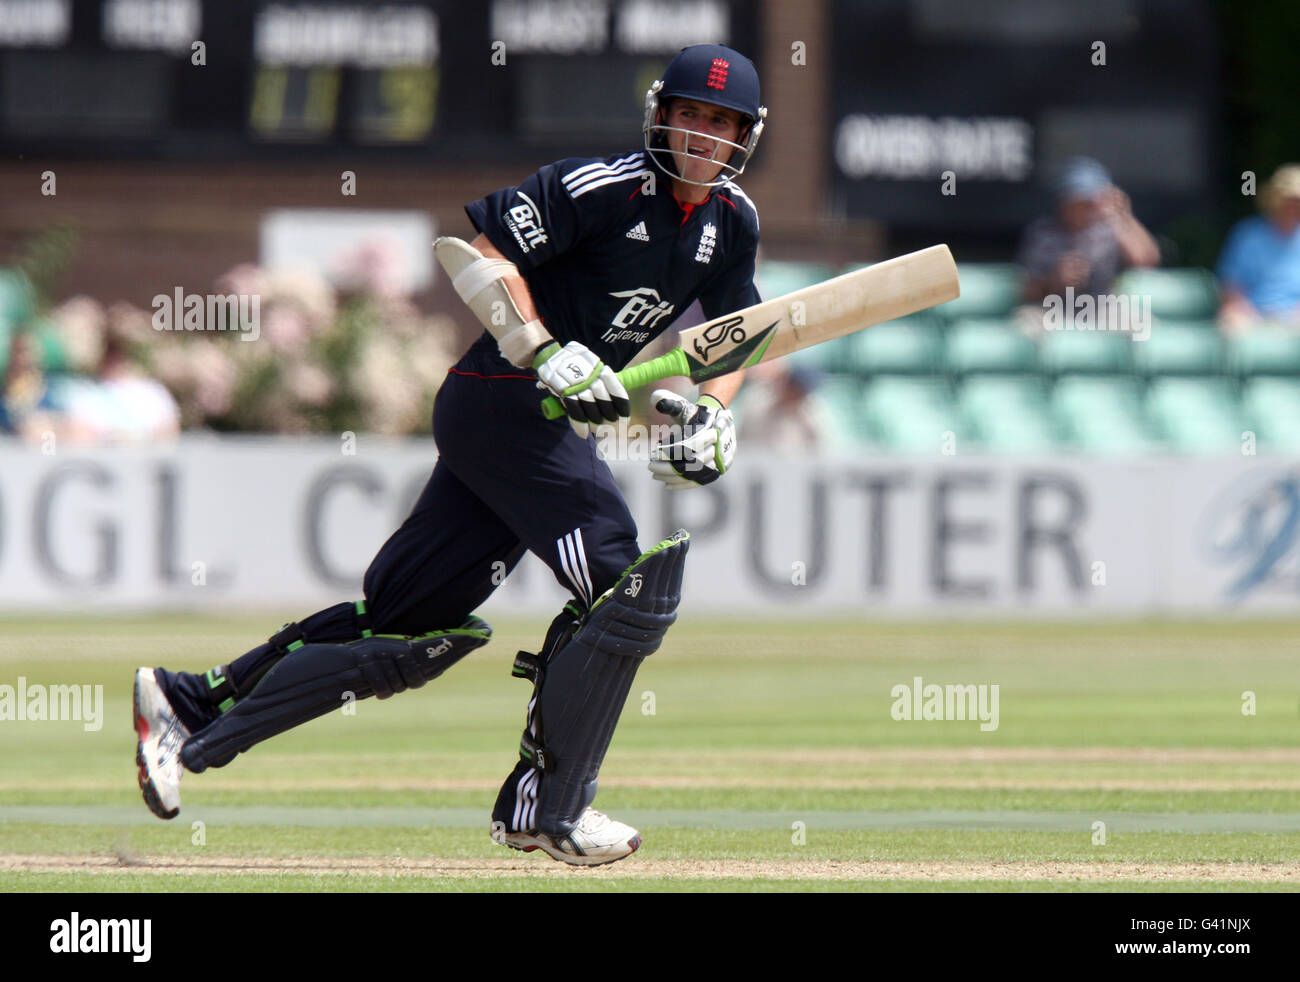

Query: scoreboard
[0,0,759,161]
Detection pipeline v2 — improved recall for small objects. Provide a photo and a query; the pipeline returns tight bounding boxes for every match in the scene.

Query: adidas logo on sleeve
[625,221,650,242]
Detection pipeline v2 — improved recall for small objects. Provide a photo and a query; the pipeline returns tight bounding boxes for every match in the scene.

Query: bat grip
[540,348,691,420]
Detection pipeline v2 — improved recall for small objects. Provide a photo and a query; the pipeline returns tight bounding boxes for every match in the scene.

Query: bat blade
[539,245,960,419]
[677,244,960,381]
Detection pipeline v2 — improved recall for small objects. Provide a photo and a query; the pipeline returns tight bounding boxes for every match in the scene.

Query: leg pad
[181,616,491,772]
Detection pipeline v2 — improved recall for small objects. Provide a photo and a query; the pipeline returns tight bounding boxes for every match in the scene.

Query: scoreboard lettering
[0,0,757,160]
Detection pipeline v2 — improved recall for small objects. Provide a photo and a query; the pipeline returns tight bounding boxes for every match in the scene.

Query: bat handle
[540,348,691,420]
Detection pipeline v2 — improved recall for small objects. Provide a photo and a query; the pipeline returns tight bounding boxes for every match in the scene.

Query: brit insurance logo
[601,287,675,345]
[503,190,548,253]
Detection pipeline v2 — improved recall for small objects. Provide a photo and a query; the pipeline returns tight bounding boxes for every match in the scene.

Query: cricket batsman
[133,44,767,867]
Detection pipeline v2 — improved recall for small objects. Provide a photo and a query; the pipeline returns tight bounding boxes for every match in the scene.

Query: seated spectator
[49,332,180,444]
[0,332,58,437]
[1017,157,1160,317]
[1217,164,1300,333]
[737,362,834,451]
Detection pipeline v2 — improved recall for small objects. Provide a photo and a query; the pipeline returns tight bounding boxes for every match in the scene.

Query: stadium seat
[30,319,69,373]
[959,373,1049,416]
[1114,267,1219,320]
[787,335,856,375]
[1051,376,1155,454]
[852,318,943,375]
[1145,377,1246,454]
[1228,327,1300,377]
[0,268,35,329]
[1134,322,1225,376]
[1241,378,1300,452]
[944,319,1038,376]
[815,376,876,447]
[960,375,1060,452]
[863,375,965,452]
[1153,318,1219,332]
[1039,328,1134,375]
[756,261,836,301]
[934,263,1022,321]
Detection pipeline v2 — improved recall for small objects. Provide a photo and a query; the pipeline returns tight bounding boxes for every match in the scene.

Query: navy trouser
[365,333,642,633]
[165,333,642,736]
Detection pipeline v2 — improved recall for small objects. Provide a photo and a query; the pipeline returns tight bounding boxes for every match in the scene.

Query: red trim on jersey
[447,368,536,381]
[716,193,738,210]
[673,190,714,226]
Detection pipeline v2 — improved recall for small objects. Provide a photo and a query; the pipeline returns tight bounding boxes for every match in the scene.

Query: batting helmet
[643,44,768,188]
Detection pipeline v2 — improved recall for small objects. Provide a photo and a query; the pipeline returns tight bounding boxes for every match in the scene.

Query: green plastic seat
[957,376,1058,452]
[815,376,875,446]
[853,320,943,375]
[1051,376,1155,454]
[1135,322,1225,376]
[27,319,69,373]
[0,268,36,328]
[1228,328,1300,377]
[756,261,836,301]
[945,319,1038,375]
[1114,268,1218,320]
[974,417,1063,453]
[1241,378,1300,452]
[934,263,1022,321]
[1039,328,1133,375]
[1145,378,1245,454]
[1052,375,1143,415]
[1153,318,1219,332]
[960,373,1049,416]
[787,335,857,375]
[863,376,965,452]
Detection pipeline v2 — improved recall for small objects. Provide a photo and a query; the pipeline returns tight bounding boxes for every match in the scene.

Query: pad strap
[498,319,553,368]
[513,650,553,772]
[204,667,237,714]
[450,257,517,303]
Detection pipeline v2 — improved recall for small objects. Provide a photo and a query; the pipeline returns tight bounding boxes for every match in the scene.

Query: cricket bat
[540,244,960,419]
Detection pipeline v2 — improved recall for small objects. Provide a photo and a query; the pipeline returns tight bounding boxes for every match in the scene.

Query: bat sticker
[692,315,748,362]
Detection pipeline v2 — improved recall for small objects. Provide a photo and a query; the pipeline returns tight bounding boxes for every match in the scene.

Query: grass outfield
[1,614,1298,892]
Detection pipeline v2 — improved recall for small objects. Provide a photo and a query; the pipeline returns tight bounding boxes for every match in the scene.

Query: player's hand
[648,389,736,489]
[533,341,631,439]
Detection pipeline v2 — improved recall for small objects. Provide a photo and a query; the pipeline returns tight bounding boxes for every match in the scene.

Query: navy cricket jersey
[465,149,761,371]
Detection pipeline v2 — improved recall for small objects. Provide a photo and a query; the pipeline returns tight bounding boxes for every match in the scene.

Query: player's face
[663,99,745,187]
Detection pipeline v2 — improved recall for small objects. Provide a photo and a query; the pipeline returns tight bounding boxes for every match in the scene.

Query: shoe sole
[134,669,179,821]
[499,832,642,868]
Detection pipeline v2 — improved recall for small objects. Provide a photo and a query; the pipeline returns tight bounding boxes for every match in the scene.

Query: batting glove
[534,341,631,439]
[649,389,737,490]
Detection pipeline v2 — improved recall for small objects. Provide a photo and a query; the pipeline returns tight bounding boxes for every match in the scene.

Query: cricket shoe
[491,808,642,867]
[133,668,190,820]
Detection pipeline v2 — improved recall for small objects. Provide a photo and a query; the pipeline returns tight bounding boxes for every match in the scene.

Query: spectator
[737,362,834,451]
[50,331,181,444]
[1217,163,1300,333]
[0,332,58,437]
[1017,157,1160,312]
